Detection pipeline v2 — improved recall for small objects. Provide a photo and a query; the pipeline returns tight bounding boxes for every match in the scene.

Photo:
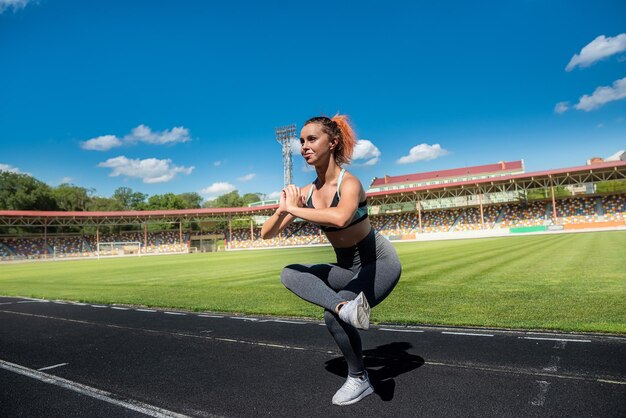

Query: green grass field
[1,231,625,333]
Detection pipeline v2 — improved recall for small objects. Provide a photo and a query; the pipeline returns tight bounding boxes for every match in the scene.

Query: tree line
[0,170,263,212]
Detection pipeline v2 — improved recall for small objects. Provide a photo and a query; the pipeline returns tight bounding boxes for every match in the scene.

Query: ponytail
[331,114,356,166]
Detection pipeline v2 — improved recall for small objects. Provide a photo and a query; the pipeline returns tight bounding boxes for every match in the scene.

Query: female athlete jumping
[261,115,401,406]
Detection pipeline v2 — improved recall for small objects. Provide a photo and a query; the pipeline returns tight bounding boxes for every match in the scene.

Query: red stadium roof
[0,160,625,226]
[370,160,524,187]
[0,205,276,219]
[367,160,626,198]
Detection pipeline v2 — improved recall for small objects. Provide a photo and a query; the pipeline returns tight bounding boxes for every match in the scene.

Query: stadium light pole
[275,124,297,187]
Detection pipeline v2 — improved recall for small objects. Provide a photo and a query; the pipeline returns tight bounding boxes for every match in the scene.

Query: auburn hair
[304,114,356,166]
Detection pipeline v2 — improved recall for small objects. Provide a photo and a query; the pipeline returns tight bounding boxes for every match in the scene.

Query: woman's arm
[260,210,296,240]
[284,177,361,229]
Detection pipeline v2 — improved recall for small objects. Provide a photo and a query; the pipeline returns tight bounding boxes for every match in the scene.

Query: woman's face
[300,123,336,165]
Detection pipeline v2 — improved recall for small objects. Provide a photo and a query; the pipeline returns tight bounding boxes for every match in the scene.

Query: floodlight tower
[275,124,297,187]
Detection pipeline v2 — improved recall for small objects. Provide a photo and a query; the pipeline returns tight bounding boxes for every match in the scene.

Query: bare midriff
[325,217,372,248]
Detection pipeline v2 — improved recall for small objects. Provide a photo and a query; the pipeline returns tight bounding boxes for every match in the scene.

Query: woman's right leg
[280,263,354,312]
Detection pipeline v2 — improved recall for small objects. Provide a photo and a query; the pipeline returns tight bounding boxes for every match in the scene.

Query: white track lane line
[442,331,494,337]
[164,312,186,316]
[198,315,223,318]
[111,307,129,311]
[520,337,591,343]
[379,328,425,333]
[0,359,198,418]
[37,363,68,371]
[136,309,157,312]
[90,305,107,308]
[0,310,335,356]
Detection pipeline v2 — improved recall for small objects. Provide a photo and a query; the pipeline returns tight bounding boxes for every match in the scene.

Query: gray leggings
[280,228,401,377]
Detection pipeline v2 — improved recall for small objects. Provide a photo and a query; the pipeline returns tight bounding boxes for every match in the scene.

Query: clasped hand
[280,184,305,214]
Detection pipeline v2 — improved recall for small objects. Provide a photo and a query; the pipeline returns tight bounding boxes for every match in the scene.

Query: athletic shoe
[332,372,374,406]
[338,291,370,330]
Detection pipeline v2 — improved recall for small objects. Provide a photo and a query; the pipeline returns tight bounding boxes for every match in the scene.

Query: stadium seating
[602,195,626,222]
[499,202,547,227]
[422,209,461,233]
[228,222,328,249]
[2,194,625,260]
[454,206,501,231]
[555,197,599,224]
[0,230,190,260]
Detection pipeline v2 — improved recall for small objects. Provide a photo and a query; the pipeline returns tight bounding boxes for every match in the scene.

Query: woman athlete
[261,115,401,406]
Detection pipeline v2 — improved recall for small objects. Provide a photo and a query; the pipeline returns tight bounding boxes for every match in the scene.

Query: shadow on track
[324,342,424,401]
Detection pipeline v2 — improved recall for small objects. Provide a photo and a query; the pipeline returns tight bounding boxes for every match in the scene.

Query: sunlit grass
[1,231,625,333]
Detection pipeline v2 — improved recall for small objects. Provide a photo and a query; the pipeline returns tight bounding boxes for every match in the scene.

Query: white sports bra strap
[336,168,346,199]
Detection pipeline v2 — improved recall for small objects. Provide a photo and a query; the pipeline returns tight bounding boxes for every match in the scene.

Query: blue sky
[1,0,625,202]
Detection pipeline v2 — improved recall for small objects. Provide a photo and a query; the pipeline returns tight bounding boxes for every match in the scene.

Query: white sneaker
[338,291,370,330]
[332,372,374,406]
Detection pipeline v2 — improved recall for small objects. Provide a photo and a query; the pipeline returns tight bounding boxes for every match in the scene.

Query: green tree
[203,191,261,208]
[596,180,626,193]
[0,171,57,210]
[146,193,187,210]
[52,183,93,211]
[525,186,571,201]
[112,187,147,210]
[242,192,263,206]
[87,196,124,211]
[177,192,203,209]
[204,190,242,208]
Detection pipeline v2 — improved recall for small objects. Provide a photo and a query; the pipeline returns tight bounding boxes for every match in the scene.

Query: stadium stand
[228,222,328,249]
[0,230,189,261]
[2,194,626,259]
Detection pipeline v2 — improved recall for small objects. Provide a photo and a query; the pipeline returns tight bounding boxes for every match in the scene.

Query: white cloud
[200,182,236,196]
[397,143,449,164]
[214,160,222,167]
[606,150,625,161]
[289,138,301,154]
[124,124,191,145]
[81,135,123,151]
[554,101,570,114]
[352,139,381,166]
[0,0,32,14]
[98,156,194,183]
[237,173,256,182]
[81,124,191,151]
[566,34,626,71]
[0,163,23,173]
[575,77,626,111]
[266,191,282,199]
[59,177,73,184]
